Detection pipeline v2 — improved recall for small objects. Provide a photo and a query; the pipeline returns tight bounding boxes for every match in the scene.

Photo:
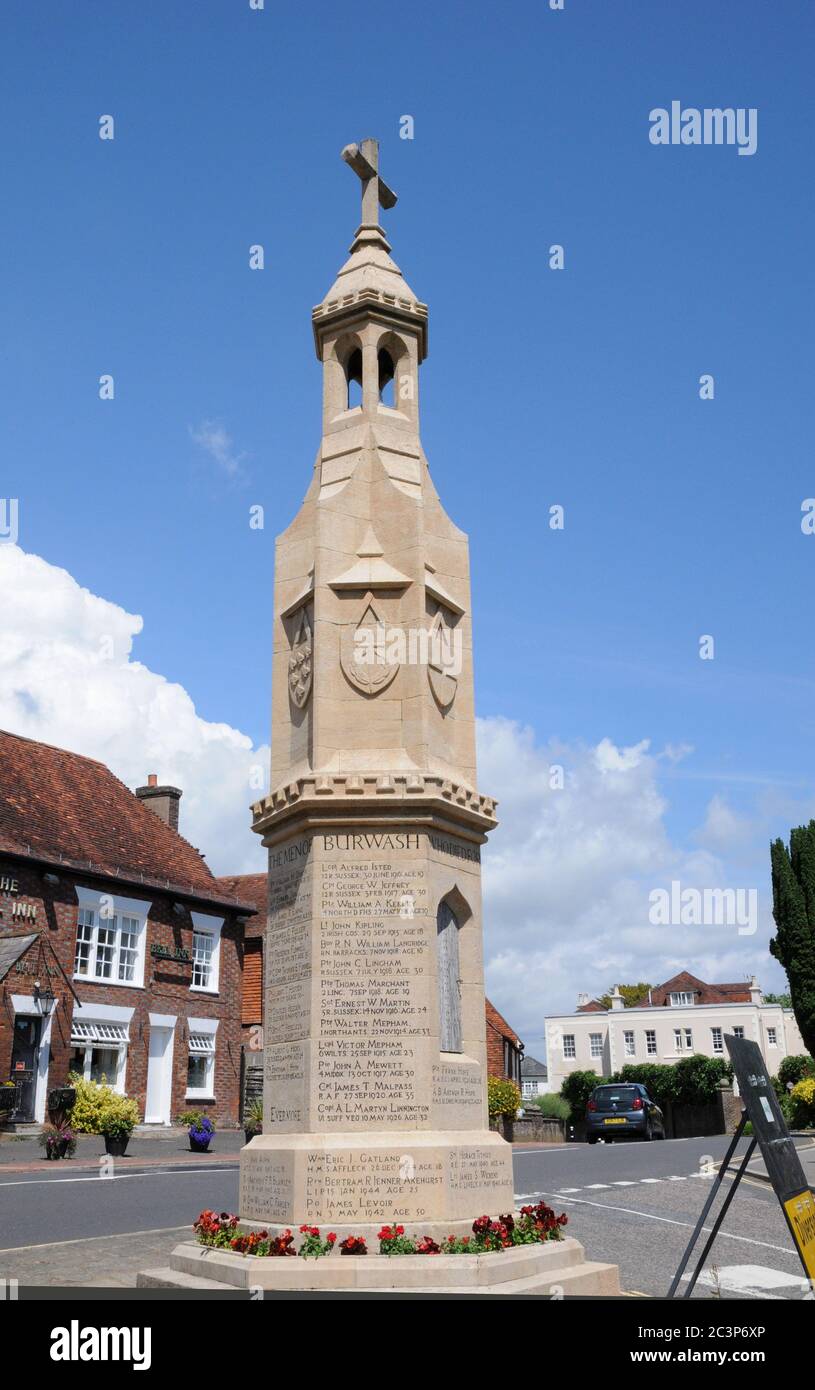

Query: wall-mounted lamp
[34,980,56,1014]
[172,902,187,917]
[43,873,60,886]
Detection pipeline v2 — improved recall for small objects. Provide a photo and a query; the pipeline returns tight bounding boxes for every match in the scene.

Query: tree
[770,823,815,1057]
[597,983,653,1009]
[560,1069,602,1116]
[764,992,792,1008]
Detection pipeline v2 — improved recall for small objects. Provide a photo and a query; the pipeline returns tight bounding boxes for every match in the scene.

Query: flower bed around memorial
[193,1201,567,1258]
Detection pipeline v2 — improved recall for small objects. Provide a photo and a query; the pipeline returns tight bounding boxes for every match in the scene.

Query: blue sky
[2,1,814,1023]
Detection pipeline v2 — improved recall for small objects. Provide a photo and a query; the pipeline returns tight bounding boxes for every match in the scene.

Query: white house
[520,1054,550,1099]
[544,971,806,1093]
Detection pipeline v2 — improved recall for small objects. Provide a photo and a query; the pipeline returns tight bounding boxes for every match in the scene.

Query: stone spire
[240,137,514,1245]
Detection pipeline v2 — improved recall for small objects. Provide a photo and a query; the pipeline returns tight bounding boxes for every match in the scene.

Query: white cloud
[476,718,786,1046]
[189,419,248,481]
[0,545,267,875]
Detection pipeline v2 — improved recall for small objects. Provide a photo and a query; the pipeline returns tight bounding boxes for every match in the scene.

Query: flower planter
[45,1139,70,1161]
[189,1137,211,1153]
[103,1134,130,1157]
[244,1129,260,1146]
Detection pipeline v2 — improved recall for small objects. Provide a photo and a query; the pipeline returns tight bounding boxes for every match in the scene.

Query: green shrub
[530,1093,570,1121]
[788,1078,815,1129]
[559,1070,602,1115]
[176,1109,208,1129]
[777,1054,815,1092]
[487,1076,521,1119]
[68,1074,139,1137]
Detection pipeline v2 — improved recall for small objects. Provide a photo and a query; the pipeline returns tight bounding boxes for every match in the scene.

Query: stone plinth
[138,1237,622,1297]
[241,814,515,1229]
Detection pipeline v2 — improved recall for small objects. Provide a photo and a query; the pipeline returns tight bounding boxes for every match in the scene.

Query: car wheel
[587,1135,598,1145]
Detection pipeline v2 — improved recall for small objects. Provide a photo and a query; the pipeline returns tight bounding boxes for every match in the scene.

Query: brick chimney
[135,773,182,832]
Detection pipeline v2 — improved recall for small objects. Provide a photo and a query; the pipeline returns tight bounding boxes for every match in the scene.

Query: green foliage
[672,1054,732,1105]
[559,1070,602,1114]
[176,1109,208,1129]
[788,1078,815,1129]
[602,1057,731,1110]
[530,1092,570,1120]
[244,1097,263,1133]
[597,983,653,1009]
[68,1074,139,1137]
[487,1076,521,1118]
[611,1063,679,1109]
[777,1054,815,1092]
[770,824,815,1058]
[764,992,792,1008]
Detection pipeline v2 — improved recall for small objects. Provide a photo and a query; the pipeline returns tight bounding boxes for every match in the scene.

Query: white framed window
[68,1005,133,1094]
[73,889,149,989]
[733,1025,745,1039]
[669,992,695,1007]
[563,1033,576,1059]
[767,1026,778,1046]
[645,1029,657,1056]
[186,1019,218,1099]
[674,1027,693,1052]
[190,913,223,994]
[623,1029,635,1057]
[589,1032,603,1059]
[711,1027,723,1054]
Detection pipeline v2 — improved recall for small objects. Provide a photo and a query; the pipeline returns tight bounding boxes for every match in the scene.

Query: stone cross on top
[341,138,397,227]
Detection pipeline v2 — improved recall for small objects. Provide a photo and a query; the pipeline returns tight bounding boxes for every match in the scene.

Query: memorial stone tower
[240,139,515,1235]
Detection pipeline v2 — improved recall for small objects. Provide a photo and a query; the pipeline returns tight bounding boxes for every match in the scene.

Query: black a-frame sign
[668,1034,815,1297]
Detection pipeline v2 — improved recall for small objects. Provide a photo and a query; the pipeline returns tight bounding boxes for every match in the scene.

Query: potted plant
[0,1082,17,1115]
[243,1097,263,1145]
[38,1123,77,1161]
[188,1115,215,1153]
[101,1108,136,1157]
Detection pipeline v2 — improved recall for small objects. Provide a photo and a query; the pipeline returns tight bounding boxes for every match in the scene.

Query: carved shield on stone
[427,610,458,711]
[288,610,313,709]
[341,599,400,696]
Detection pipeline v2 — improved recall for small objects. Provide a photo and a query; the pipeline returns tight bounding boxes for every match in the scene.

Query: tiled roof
[638,971,753,1008]
[577,999,605,1012]
[0,932,37,982]
[0,730,256,913]
[521,1054,548,1078]
[486,997,523,1049]
[215,874,267,935]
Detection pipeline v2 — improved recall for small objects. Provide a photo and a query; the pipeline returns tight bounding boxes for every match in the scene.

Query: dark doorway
[11,1015,42,1121]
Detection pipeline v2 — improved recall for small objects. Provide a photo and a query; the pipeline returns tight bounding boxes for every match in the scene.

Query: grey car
[585,1082,666,1143]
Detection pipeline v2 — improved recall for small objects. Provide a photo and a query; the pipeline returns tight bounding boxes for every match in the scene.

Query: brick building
[486,997,524,1085]
[0,732,255,1127]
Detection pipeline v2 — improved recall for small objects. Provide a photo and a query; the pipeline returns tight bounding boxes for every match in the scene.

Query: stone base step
[414,1267,617,1295]
[137,1238,621,1296]
[137,1267,240,1291]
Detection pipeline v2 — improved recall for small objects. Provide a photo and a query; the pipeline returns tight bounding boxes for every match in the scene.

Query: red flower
[328,1233,337,1243]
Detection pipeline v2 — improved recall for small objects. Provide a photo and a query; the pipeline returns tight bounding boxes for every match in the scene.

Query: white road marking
[0,1166,237,1189]
[556,1187,582,1194]
[686,1265,812,1299]
[666,1176,687,1181]
[639,1178,662,1184]
[611,1181,636,1186]
[535,1190,802,1258]
[585,1183,611,1189]
[0,1225,189,1255]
